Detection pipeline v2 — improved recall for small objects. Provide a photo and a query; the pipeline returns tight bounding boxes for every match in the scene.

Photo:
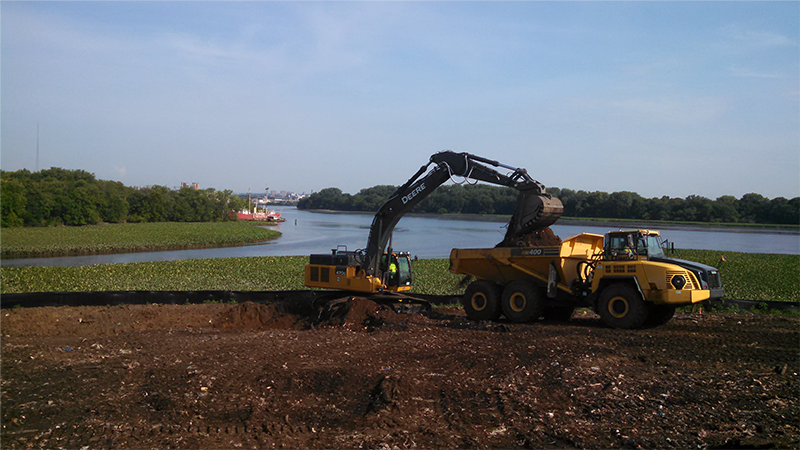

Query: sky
[2,1,798,200]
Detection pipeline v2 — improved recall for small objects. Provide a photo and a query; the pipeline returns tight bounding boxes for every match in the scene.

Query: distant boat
[233,209,284,222]
[234,186,285,222]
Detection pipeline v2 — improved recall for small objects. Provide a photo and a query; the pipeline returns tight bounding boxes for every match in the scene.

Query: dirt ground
[2,299,798,449]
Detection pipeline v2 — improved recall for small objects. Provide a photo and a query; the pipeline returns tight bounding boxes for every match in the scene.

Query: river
[2,206,798,268]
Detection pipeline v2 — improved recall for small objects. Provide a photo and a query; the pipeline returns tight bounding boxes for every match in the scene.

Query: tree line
[297,184,800,225]
[1,168,248,227]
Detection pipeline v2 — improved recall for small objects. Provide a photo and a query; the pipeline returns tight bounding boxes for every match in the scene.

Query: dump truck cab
[595,230,723,299]
[603,230,665,261]
[587,230,723,327]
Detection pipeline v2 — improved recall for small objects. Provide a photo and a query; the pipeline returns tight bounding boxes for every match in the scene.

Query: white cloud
[610,96,728,125]
[729,65,783,79]
[719,24,795,50]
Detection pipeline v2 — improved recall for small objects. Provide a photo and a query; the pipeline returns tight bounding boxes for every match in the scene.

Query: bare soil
[2,300,798,449]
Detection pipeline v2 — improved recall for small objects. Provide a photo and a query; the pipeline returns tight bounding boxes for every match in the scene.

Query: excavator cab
[381,252,412,292]
[305,248,412,293]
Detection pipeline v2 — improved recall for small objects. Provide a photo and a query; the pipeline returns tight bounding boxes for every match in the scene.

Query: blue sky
[2,1,798,199]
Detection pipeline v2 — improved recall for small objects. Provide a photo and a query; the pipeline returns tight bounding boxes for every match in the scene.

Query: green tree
[737,193,770,223]
[0,178,26,227]
[712,196,739,223]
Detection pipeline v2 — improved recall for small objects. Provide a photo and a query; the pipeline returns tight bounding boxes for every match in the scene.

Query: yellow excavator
[304,151,563,305]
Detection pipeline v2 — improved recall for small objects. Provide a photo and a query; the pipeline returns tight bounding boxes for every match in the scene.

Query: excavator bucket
[507,190,564,237]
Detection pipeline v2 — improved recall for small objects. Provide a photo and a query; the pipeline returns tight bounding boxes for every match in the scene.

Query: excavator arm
[360,151,563,277]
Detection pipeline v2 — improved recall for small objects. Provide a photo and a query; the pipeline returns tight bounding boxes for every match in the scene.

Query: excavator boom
[362,151,562,276]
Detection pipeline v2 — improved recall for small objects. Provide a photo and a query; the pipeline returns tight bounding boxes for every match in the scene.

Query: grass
[2,252,797,302]
[0,222,280,259]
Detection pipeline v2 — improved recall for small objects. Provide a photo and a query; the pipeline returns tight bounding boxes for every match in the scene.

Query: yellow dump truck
[450,229,723,329]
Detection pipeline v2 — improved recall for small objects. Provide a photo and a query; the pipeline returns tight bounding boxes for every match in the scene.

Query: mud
[2,300,798,449]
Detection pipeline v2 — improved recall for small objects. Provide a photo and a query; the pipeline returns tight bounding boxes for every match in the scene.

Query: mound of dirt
[315,297,404,331]
[496,226,562,248]
[214,301,305,330]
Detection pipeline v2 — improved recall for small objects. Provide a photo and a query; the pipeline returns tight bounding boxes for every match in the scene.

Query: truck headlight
[671,275,686,290]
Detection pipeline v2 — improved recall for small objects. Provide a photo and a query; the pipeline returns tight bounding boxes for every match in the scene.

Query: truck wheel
[501,280,545,323]
[645,305,676,327]
[597,283,650,329]
[463,280,502,321]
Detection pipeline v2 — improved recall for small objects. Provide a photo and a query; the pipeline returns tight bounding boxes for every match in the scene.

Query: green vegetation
[3,252,797,302]
[1,168,248,227]
[1,222,280,259]
[298,184,800,225]
[678,249,799,302]
[1,256,308,293]
[410,258,466,296]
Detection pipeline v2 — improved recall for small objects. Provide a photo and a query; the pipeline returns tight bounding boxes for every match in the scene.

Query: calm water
[3,206,798,268]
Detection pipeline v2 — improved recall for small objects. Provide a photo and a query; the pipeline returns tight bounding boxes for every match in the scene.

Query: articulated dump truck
[450,229,724,329]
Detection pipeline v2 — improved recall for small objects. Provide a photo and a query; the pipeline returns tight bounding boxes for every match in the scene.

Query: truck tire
[597,283,650,329]
[501,280,545,323]
[645,305,676,327]
[463,280,502,321]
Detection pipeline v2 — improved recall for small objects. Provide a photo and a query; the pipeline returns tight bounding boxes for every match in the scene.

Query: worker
[387,256,398,285]
[623,235,635,260]
[624,245,634,259]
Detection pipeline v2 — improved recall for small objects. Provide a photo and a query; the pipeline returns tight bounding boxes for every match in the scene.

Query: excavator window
[381,254,412,288]
[396,256,412,286]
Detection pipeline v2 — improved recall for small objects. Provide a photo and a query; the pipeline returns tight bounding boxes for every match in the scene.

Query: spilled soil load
[497,226,563,248]
[2,303,798,449]
[214,301,306,331]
